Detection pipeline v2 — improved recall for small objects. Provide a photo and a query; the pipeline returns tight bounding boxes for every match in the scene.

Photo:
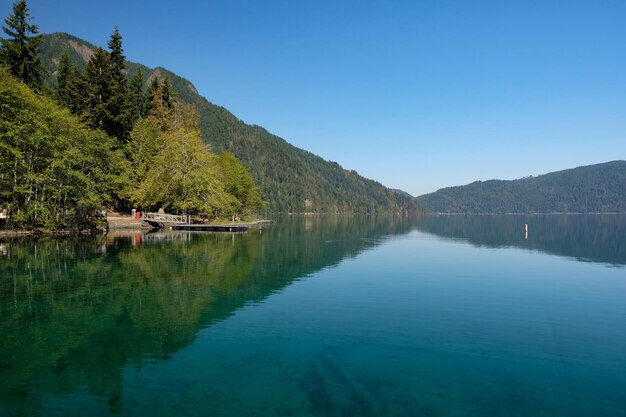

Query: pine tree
[81,28,133,143]
[107,26,125,81]
[161,77,173,109]
[106,27,132,142]
[128,68,146,122]
[54,49,87,115]
[54,49,73,106]
[83,47,112,131]
[146,76,160,98]
[146,76,175,131]
[0,0,45,89]
[64,64,88,116]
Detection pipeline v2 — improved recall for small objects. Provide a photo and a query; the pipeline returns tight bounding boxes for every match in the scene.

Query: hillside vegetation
[39,32,419,214]
[416,161,626,213]
[1,4,263,231]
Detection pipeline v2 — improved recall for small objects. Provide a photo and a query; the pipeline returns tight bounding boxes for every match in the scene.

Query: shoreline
[0,229,100,238]
[0,219,272,238]
[4,212,624,237]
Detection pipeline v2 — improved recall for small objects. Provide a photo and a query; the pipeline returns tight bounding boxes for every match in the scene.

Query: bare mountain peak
[67,39,94,63]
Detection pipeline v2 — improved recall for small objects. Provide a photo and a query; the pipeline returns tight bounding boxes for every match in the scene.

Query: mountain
[39,33,419,215]
[416,161,626,213]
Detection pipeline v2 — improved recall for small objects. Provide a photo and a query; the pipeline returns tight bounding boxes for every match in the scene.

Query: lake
[1,215,625,417]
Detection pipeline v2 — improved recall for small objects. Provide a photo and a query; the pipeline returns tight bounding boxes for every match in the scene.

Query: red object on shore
[136,211,141,219]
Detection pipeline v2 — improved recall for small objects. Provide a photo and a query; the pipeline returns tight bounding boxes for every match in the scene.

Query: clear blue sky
[3,0,625,196]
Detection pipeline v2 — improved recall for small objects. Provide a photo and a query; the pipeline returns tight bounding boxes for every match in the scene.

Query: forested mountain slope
[416,161,626,213]
[40,33,419,214]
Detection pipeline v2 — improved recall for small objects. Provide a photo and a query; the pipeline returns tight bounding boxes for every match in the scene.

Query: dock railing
[142,212,188,224]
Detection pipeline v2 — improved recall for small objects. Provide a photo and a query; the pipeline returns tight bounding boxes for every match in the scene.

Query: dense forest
[37,32,420,215]
[0,1,264,231]
[416,161,626,214]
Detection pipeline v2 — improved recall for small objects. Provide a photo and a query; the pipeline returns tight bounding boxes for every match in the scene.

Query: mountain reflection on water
[0,216,413,416]
[414,214,626,267]
[1,214,624,416]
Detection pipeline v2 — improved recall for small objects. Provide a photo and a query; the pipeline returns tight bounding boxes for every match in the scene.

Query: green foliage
[0,0,45,90]
[128,68,147,121]
[215,152,265,216]
[416,161,626,213]
[0,68,127,231]
[134,128,236,215]
[54,49,71,103]
[145,77,174,131]
[125,117,162,184]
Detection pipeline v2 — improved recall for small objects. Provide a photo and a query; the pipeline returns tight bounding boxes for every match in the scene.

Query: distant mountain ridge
[416,161,626,213]
[39,32,419,214]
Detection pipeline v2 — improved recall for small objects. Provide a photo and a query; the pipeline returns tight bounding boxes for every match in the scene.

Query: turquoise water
[1,215,625,416]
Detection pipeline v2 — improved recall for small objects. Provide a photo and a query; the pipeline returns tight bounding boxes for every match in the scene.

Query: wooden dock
[171,224,249,232]
[140,212,271,232]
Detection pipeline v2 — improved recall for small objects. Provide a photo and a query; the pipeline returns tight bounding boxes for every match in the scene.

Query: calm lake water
[1,215,625,417]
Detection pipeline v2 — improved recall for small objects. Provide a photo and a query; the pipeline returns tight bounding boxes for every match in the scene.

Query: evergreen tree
[146,77,174,132]
[80,28,132,143]
[146,76,174,110]
[128,68,146,121]
[83,47,111,131]
[107,26,125,81]
[161,77,173,109]
[54,49,73,107]
[0,0,45,90]
[146,76,160,98]
[54,49,87,116]
[63,64,88,116]
[105,27,132,142]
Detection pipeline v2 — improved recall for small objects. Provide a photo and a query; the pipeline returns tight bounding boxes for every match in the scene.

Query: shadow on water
[414,214,626,267]
[0,215,413,416]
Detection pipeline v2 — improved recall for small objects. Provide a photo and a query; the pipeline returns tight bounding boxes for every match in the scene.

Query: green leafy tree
[216,152,265,216]
[127,96,263,218]
[0,0,45,90]
[135,128,235,215]
[124,116,162,200]
[0,67,126,230]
